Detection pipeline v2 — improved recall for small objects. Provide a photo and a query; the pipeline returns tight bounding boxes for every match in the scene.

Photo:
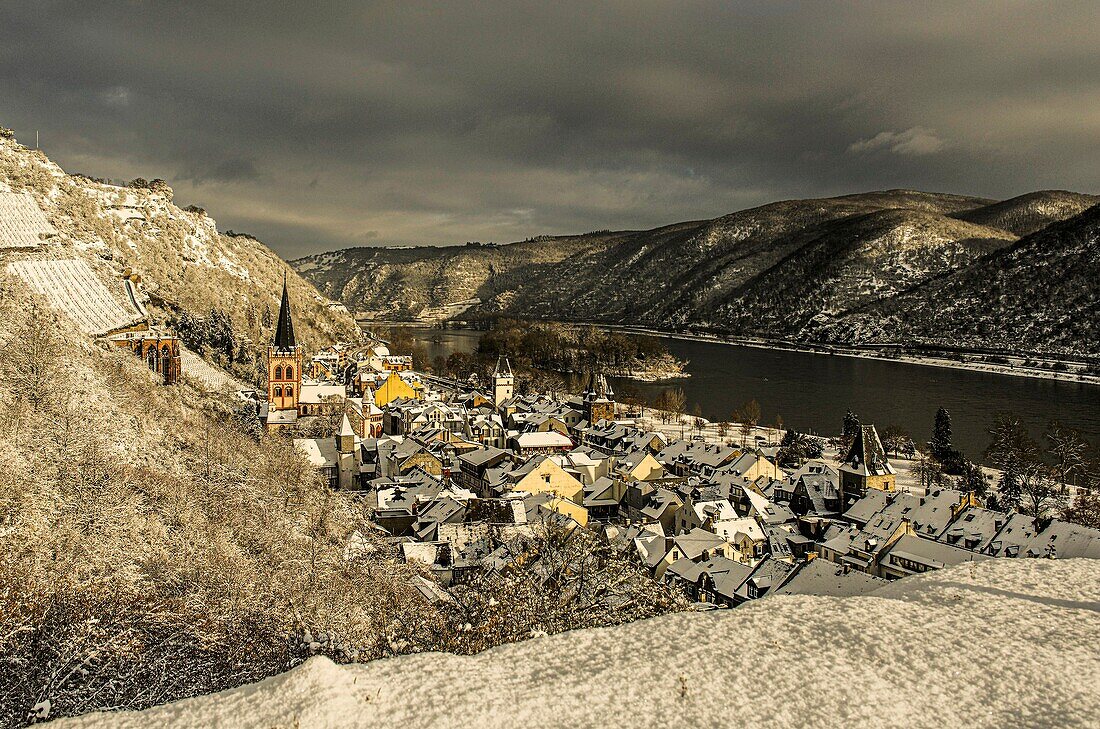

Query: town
[254,277,1100,605]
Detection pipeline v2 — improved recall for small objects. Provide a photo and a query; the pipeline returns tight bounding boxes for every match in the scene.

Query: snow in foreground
[53,559,1100,729]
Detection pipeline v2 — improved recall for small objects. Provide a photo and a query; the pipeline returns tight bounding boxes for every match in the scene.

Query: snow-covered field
[51,558,1100,728]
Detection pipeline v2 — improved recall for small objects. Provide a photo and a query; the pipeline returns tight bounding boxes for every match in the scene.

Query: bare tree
[1045,421,1089,489]
[733,399,761,449]
[1018,462,1064,529]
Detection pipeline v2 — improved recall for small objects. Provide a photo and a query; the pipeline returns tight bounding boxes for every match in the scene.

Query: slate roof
[841,425,895,476]
[273,274,296,350]
[772,558,887,598]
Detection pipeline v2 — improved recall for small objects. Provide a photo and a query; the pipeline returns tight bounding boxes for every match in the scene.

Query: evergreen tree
[930,408,953,462]
[842,410,861,439]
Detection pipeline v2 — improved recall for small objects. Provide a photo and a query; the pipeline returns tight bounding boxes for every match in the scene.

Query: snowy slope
[52,559,1100,729]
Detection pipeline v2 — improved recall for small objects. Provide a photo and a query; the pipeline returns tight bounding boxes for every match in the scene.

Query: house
[625,484,683,535]
[457,446,513,495]
[295,415,363,490]
[745,488,796,526]
[878,534,989,580]
[583,476,623,522]
[711,517,768,565]
[509,430,574,456]
[374,371,420,408]
[298,383,347,416]
[731,556,797,603]
[522,491,589,529]
[615,450,664,481]
[657,440,740,477]
[671,528,734,563]
[676,497,738,535]
[467,411,506,448]
[670,556,752,605]
[977,513,1100,559]
[771,557,887,598]
[717,452,786,482]
[386,439,445,477]
[631,524,677,578]
[839,425,897,505]
[789,467,843,516]
[505,455,585,504]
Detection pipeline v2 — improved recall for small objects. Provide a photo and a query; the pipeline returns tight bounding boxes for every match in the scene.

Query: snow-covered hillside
[53,559,1100,728]
[0,134,358,366]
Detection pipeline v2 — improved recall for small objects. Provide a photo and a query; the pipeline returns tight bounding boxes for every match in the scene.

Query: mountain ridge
[293,189,1099,357]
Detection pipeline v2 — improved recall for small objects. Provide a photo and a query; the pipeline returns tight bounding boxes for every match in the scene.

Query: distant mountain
[951,191,1099,236]
[821,203,1100,355]
[293,189,1099,358]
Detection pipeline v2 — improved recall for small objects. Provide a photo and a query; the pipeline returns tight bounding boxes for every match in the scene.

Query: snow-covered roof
[512,431,573,449]
[295,438,337,468]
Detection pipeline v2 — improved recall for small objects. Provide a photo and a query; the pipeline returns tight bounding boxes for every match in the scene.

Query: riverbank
[361,316,1099,386]
[578,323,1100,387]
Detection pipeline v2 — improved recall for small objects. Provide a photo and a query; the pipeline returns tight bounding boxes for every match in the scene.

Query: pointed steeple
[337,413,356,454]
[273,272,296,351]
[494,355,513,377]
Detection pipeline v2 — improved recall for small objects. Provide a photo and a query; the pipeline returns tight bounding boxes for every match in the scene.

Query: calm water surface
[402,326,1100,460]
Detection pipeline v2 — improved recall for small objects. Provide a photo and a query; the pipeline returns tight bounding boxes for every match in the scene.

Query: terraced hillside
[0,133,359,382]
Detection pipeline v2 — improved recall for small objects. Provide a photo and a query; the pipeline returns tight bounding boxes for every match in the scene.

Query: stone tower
[583,371,616,424]
[267,273,302,414]
[839,424,897,505]
[493,355,514,407]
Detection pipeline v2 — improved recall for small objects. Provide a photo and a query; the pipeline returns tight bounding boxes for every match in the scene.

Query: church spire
[273,272,297,350]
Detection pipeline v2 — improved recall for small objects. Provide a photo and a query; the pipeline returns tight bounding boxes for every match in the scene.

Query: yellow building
[373,371,419,408]
[539,495,589,528]
[510,455,585,504]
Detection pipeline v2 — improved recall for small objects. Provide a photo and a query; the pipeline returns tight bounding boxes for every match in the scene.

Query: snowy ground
[50,559,1100,728]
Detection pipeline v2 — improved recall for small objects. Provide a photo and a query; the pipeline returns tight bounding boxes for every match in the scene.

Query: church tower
[493,355,514,407]
[583,371,616,424]
[267,273,302,416]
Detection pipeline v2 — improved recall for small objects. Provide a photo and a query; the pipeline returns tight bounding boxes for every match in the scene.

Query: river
[398,326,1100,460]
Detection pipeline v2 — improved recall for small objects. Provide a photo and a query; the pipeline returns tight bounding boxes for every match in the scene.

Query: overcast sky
[2,1,1097,258]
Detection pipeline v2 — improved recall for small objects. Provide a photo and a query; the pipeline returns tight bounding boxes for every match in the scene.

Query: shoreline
[359,317,1100,387]
[577,323,1100,387]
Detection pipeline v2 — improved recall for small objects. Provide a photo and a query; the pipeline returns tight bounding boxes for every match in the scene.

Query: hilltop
[51,558,1100,728]
[294,189,1100,358]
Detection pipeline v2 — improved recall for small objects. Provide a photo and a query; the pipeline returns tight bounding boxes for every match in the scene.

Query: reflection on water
[398,326,1100,461]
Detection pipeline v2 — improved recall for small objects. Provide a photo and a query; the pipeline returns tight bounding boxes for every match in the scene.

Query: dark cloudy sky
[2,2,1097,258]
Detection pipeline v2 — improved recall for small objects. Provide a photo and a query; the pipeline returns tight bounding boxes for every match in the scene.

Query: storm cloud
[2,1,1097,257]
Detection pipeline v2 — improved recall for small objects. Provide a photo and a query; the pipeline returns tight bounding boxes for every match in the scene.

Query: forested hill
[293,188,1100,358]
[818,202,1100,355]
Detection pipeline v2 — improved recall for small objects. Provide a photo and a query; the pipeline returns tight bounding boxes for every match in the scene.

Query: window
[286,365,294,380]
[274,365,283,380]
[274,386,282,398]
[285,385,294,399]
